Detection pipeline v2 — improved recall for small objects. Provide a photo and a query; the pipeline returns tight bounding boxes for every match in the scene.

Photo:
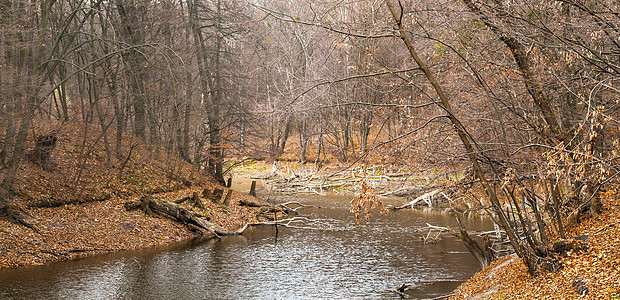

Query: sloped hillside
[451,191,620,299]
[0,119,267,268]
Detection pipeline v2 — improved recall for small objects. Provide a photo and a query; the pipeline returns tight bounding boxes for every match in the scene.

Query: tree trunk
[385,0,538,275]
[278,117,291,156]
[116,1,148,139]
[298,119,309,164]
[315,125,324,166]
[207,0,225,185]
[359,110,372,153]
[461,0,562,142]
[453,215,494,269]
[126,195,234,236]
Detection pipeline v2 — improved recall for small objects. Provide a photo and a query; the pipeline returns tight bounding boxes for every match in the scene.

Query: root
[0,203,41,233]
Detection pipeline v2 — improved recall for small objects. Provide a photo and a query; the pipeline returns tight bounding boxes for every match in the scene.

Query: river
[0,181,491,299]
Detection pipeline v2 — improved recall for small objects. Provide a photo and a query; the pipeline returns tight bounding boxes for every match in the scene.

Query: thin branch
[249,2,395,39]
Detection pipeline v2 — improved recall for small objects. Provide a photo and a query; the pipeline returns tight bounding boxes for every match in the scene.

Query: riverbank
[0,185,269,269]
[0,188,488,299]
[230,159,456,198]
[0,121,268,269]
[450,191,620,299]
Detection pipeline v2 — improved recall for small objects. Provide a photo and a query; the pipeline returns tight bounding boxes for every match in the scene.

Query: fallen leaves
[0,119,266,269]
[450,194,620,299]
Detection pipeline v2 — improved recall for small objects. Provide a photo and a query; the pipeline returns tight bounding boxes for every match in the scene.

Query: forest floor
[450,190,620,299]
[0,120,269,269]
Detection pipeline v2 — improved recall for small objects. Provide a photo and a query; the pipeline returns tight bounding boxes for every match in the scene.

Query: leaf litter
[0,120,268,268]
[451,190,620,299]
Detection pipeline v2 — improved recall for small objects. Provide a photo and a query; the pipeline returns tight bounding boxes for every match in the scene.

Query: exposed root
[0,188,42,233]
[0,203,42,233]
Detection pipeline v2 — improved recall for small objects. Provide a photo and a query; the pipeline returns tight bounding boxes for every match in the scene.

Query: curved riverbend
[0,193,491,299]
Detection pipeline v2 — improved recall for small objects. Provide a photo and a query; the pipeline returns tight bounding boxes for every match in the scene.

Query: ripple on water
[0,195,490,299]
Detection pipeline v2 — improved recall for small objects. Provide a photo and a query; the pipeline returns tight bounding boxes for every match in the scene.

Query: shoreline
[5,159,618,299]
[0,183,269,269]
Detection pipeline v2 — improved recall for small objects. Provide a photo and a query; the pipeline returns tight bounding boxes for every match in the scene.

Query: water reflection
[0,193,491,299]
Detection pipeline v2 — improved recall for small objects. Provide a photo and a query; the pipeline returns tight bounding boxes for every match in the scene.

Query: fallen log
[423,223,450,244]
[125,195,233,237]
[174,195,191,204]
[257,206,287,220]
[126,195,328,238]
[239,198,263,207]
[239,199,311,217]
[394,189,449,209]
[453,215,494,269]
[381,185,439,197]
[276,201,315,215]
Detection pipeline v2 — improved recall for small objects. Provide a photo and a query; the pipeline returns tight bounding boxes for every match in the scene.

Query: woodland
[1,0,619,291]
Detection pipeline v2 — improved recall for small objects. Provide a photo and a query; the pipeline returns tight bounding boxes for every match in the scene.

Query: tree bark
[116,0,148,139]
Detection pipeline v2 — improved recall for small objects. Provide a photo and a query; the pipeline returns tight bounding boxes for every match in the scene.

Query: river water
[0,183,491,299]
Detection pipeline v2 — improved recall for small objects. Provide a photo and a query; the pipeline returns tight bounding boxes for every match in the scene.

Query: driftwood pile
[257,164,439,196]
[255,163,462,210]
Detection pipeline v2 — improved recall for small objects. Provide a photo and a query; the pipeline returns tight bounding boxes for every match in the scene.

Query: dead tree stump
[239,198,262,207]
[28,134,57,171]
[222,190,232,205]
[249,181,257,197]
[212,188,223,203]
[191,192,205,209]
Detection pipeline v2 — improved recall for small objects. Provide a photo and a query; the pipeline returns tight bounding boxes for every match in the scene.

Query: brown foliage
[350,179,388,223]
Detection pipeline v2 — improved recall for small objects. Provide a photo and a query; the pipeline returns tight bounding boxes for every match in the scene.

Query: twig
[429,293,455,300]
[593,220,620,234]
[379,187,409,197]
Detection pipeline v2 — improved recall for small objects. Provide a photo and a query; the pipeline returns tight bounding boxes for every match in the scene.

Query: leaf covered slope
[0,120,267,268]
[451,191,620,299]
